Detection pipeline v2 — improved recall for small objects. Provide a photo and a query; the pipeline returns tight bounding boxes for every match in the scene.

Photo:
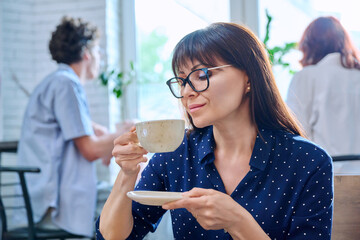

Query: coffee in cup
[135,119,185,153]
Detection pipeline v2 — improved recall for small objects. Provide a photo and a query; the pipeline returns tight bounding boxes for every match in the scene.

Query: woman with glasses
[97,22,333,239]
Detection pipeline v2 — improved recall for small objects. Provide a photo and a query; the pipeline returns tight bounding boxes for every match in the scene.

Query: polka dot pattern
[96,126,333,239]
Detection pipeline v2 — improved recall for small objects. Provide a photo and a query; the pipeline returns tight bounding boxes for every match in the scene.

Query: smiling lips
[188,103,206,113]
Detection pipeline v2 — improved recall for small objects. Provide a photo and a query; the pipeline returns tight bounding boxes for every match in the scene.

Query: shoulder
[275,130,328,155]
[34,68,79,94]
[292,65,316,81]
[317,53,342,67]
[288,67,317,92]
[52,68,81,88]
[273,130,331,166]
[294,53,343,79]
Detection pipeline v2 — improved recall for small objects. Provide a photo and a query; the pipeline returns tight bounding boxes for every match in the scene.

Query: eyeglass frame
[166,64,232,98]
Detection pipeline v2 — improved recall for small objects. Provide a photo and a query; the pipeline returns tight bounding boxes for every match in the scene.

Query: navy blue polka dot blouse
[96,126,333,239]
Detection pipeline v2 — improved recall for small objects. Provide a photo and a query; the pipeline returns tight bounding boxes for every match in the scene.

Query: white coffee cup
[135,119,185,153]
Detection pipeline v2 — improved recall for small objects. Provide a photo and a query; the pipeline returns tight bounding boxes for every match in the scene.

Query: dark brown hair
[49,16,99,64]
[299,16,360,69]
[172,22,304,137]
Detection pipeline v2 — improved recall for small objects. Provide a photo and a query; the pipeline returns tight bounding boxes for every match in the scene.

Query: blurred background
[1,0,360,182]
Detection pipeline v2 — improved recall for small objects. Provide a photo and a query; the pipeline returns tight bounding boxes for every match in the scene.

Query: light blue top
[17,64,97,237]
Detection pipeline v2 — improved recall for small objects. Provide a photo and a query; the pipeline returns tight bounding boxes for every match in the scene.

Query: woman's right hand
[112,126,148,176]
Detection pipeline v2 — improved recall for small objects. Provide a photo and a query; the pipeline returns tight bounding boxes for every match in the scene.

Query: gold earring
[247,86,251,91]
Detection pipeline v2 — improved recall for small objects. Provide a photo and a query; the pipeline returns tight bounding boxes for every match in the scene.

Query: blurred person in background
[17,16,132,237]
[287,16,360,172]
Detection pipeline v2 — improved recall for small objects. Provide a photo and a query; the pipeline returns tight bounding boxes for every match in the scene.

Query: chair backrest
[0,166,40,239]
[332,155,360,162]
[332,174,360,240]
[0,166,91,240]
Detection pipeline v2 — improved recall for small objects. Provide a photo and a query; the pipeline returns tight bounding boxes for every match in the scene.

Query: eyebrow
[178,63,204,74]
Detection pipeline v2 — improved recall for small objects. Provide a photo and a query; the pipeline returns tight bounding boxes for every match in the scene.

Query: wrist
[225,206,247,238]
[115,168,139,193]
[226,207,270,240]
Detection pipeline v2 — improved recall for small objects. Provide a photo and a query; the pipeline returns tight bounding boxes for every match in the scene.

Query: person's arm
[73,132,117,163]
[53,77,120,163]
[227,211,271,240]
[75,121,134,164]
[99,128,148,240]
[92,122,109,136]
[163,188,270,240]
[100,169,139,240]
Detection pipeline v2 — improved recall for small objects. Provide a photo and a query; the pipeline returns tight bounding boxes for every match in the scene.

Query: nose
[181,81,197,98]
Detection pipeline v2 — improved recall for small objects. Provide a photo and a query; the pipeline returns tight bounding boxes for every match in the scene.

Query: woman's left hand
[162,187,243,231]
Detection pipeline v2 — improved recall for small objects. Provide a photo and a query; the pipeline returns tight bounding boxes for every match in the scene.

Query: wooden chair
[332,174,360,240]
[0,166,91,240]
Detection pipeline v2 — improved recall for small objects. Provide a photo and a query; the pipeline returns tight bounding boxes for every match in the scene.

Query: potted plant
[263,10,297,74]
[99,61,136,120]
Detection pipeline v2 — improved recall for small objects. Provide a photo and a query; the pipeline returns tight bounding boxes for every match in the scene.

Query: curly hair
[49,16,99,64]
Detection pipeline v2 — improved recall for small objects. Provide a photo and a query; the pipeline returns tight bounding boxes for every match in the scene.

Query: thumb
[183,187,214,198]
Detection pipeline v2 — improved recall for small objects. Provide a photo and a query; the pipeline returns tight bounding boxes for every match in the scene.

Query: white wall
[230,0,259,35]
[0,0,139,182]
[0,0,111,141]
[1,0,34,140]
[0,0,3,140]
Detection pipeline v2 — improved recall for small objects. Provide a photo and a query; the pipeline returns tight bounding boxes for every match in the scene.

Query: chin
[191,118,211,129]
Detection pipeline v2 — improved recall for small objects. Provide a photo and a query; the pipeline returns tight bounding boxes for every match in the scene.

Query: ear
[82,48,91,61]
[245,75,251,93]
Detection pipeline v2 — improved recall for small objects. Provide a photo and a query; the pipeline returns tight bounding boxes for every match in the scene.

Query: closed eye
[198,72,207,81]
[206,70,213,78]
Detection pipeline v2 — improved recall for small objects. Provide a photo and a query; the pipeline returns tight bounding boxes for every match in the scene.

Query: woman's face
[179,60,250,128]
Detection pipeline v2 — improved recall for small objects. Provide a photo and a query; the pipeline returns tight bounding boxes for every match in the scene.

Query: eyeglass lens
[169,69,208,98]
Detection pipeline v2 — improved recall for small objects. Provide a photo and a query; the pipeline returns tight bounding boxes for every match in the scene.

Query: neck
[70,62,87,84]
[212,109,257,159]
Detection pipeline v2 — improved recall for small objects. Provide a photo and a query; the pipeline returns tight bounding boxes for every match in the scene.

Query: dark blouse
[96,126,333,240]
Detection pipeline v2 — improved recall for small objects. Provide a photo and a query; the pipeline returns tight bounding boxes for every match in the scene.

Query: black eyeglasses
[166,64,231,98]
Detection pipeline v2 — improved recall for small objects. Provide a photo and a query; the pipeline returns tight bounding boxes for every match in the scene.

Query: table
[333,174,360,239]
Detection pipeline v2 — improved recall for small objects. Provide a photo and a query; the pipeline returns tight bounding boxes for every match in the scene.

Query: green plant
[138,29,171,84]
[99,61,135,98]
[263,10,297,74]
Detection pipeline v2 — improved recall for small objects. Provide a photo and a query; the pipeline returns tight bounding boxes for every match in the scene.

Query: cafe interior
[0,0,360,239]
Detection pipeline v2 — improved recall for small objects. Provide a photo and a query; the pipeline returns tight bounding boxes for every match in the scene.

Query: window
[259,0,360,100]
[135,0,230,121]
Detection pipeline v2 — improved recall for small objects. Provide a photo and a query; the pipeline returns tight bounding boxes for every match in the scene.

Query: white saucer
[127,191,183,206]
